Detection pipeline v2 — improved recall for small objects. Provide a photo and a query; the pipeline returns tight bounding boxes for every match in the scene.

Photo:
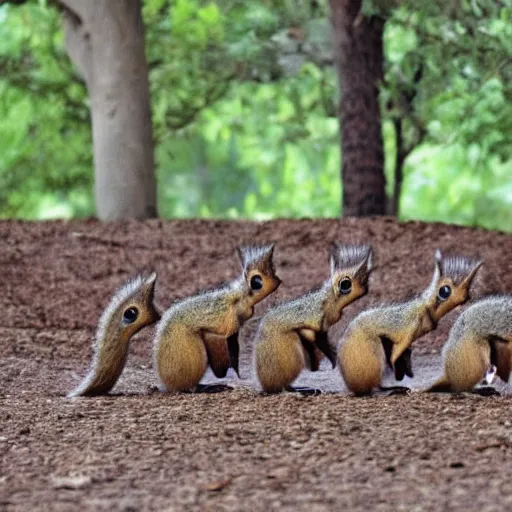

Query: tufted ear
[461,259,483,288]
[258,244,275,273]
[236,246,246,271]
[354,246,373,276]
[433,249,442,280]
[143,271,157,288]
[328,242,341,275]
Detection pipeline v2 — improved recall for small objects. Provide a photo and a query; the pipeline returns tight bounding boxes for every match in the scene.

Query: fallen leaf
[201,478,232,492]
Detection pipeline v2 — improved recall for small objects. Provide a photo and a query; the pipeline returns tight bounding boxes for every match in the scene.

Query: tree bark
[388,117,405,216]
[329,0,386,216]
[60,0,157,220]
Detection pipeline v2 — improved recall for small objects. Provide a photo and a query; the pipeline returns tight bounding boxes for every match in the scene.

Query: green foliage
[0,0,511,232]
[383,0,512,230]
[0,2,91,218]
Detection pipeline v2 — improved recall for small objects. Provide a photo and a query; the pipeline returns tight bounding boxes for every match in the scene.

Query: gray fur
[238,244,275,273]
[68,273,156,398]
[438,253,481,284]
[330,244,372,276]
[445,296,512,351]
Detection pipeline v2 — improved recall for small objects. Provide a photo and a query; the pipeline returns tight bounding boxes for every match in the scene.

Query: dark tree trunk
[329,0,386,216]
[59,0,157,220]
[388,117,405,216]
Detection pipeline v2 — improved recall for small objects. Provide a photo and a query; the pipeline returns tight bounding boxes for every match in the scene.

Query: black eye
[438,285,451,301]
[339,278,352,295]
[250,275,263,291]
[123,307,138,324]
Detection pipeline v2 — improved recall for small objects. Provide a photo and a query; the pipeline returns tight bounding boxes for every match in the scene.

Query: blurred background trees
[0,0,511,230]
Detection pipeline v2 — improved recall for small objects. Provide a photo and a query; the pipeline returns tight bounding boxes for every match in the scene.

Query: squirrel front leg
[390,328,416,371]
[298,328,336,370]
[201,330,241,379]
[202,332,231,379]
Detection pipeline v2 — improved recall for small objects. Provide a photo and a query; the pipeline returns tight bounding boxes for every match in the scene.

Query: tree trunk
[388,117,405,216]
[60,0,157,220]
[329,0,386,216]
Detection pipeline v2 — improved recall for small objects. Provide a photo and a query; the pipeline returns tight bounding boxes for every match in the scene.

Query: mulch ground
[1,217,512,511]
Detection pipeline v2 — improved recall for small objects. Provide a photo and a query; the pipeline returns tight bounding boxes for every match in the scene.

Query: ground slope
[1,218,512,511]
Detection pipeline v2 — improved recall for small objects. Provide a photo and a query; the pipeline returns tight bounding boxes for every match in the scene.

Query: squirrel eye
[339,278,352,295]
[438,285,452,301]
[123,307,139,324]
[250,275,263,291]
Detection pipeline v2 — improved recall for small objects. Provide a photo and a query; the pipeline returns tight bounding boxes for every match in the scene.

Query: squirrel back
[154,245,281,391]
[255,243,372,393]
[68,273,161,398]
[428,296,512,393]
[339,250,482,394]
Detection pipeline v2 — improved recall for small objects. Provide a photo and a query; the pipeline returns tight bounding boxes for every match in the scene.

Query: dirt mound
[1,218,512,510]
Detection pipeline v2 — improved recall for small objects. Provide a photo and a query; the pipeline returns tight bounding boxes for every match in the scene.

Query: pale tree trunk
[59,0,157,220]
[329,0,386,216]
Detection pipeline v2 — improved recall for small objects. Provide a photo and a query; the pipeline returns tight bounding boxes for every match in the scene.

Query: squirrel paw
[472,386,500,397]
[378,385,410,396]
[285,386,323,396]
[194,383,234,394]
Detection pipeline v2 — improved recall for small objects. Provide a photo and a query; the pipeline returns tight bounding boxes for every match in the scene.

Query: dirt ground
[2,217,512,511]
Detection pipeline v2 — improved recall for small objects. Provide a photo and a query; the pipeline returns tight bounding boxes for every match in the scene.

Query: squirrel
[426,296,512,394]
[338,250,482,395]
[255,243,372,394]
[153,245,281,392]
[68,273,161,398]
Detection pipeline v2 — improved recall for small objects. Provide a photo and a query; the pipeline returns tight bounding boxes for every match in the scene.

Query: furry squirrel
[68,273,161,398]
[255,244,372,394]
[427,296,512,394]
[153,245,281,392]
[338,250,482,395]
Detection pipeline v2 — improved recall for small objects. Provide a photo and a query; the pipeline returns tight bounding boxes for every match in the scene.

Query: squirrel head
[98,272,161,341]
[236,244,281,303]
[424,249,483,320]
[328,243,373,312]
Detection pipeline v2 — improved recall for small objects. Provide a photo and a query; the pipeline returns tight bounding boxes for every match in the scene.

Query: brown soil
[1,217,512,511]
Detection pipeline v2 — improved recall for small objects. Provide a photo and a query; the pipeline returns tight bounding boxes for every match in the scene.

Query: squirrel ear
[236,246,245,268]
[144,272,157,287]
[361,246,373,274]
[462,259,483,287]
[353,246,373,279]
[141,272,158,301]
[328,242,339,274]
[434,249,443,277]
[262,243,275,263]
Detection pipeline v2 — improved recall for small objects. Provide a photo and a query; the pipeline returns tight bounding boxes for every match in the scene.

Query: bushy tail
[425,375,452,393]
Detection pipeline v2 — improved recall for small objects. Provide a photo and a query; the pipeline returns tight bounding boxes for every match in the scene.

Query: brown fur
[256,244,372,393]
[339,250,482,395]
[154,245,281,392]
[155,324,208,391]
[202,333,231,378]
[68,274,161,397]
[427,296,512,393]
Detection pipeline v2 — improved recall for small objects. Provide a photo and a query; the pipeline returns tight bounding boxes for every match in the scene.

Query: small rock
[52,474,92,490]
